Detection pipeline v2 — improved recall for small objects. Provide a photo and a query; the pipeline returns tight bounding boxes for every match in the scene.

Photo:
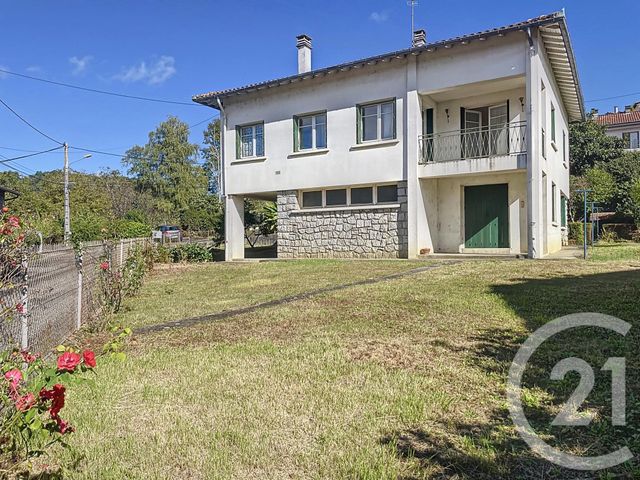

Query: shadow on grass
[382,268,640,479]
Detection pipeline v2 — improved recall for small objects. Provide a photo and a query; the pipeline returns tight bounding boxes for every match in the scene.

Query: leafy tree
[569,120,624,176]
[202,119,221,194]
[602,152,640,219]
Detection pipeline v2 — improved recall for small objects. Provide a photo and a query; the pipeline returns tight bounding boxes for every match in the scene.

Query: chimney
[413,29,427,48]
[296,34,312,74]
[590,108,599,118]
[625,105,632,113]
[614,106,619,113]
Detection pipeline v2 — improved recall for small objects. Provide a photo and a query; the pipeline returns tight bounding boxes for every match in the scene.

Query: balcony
[419,121,527,165]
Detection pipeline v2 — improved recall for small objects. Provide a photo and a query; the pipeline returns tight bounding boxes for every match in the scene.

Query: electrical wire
[585,91,640,103]
[0,146,64,164]
[0,97,64,145]
[0,68,203,107]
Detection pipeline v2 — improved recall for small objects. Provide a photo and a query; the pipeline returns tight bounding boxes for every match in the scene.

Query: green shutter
[356,105,362,144]
[293,117,299,152]
[561,195,567,227]
[235,127,241,159]
[392,99,397,139]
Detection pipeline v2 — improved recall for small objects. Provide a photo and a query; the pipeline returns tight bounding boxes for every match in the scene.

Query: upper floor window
[295,113,327,151]
[358,100,396,143]
[551,103,556,144]
[541,82,547,159]
[623,131,640,150]
[562,130,568,166]
[237,123,264,159]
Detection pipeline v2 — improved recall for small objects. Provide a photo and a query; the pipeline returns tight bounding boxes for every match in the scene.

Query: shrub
[152,244,172,264]
[114,220,151,239]
[169,243,212,263]
[600,223,635,240]
[0,347,96,473]
[569,221,593,245]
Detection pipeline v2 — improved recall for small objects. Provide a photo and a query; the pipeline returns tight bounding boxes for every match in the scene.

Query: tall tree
[122,116,208,223]
[202,118,221,195]
[569,120,624,176]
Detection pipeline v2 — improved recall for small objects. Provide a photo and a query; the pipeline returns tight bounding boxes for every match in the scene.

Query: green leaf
[55,345,66,353]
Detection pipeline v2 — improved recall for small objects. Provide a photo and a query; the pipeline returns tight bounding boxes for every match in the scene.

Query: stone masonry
[277,182,408,258]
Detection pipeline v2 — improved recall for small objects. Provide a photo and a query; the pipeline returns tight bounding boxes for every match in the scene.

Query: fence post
[19,254,28,351]
[76,250,83,329]
[119,239,125,267]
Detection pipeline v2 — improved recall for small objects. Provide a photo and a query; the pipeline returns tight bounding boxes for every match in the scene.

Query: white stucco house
[194,11,584,260]
[594,103,640,151]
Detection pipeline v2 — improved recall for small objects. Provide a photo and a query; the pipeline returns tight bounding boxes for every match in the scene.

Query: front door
[464,184,509,248]
[464,110,482,158]
[489,104,509,155]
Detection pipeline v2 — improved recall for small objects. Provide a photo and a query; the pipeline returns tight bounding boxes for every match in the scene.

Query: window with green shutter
[561,194,567,227]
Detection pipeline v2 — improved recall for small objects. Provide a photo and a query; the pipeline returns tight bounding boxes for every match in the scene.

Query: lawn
[590,241,640,261]
[58,257,640,479]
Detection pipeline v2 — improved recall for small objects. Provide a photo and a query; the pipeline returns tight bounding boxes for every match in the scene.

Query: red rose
[7,216,20,228]
[82,350,96,368]
[57,352,81,372]
[99,261,109,271]
[16,393,35,412]
[40,384,65,416]
[4,369,22,389]
[21,351,37,363]
[15,303,25,314]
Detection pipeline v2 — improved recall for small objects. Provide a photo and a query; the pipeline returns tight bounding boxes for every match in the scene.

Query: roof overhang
[193,11,584,121]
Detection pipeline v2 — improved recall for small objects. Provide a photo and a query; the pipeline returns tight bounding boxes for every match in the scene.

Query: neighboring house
[0,185,19,210]
[194,11,583,260]
[594,103,640,151]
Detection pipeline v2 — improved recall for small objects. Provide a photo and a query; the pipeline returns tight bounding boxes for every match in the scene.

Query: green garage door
[464,184,509,248]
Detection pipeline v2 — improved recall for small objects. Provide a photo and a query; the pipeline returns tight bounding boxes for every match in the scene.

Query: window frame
[551,182,557,224]
[550,103,556,144]
[236,122,265,159]
[623,131,640,150]
[294,111,327,152]
[299,183,399,209]
[357,99,396,144]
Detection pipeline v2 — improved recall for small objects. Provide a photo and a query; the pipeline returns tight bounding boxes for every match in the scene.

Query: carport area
[225,192,278,261]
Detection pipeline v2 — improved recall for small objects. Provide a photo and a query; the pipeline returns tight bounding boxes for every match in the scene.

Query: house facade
[594,103,640,151]
[194,12,584,260]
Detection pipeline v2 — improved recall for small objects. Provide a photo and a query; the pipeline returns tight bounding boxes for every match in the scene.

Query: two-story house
[194,11,584,260]
[594,103,640,151]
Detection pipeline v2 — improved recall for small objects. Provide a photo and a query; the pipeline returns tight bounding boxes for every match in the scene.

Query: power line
[0,97,64,145]
[586,91,640,104]
[0,146,64,165]
[0,68,203,107]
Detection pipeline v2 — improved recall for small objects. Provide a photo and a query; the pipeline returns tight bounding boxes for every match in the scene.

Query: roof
[193,11,584,121]
[595,111,640,127]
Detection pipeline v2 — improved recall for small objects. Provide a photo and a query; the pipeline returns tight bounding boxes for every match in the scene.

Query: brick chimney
[296,34,312,74]
[412,29,427,48]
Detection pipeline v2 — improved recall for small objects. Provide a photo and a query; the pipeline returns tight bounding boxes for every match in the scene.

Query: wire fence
[0,237,149,355]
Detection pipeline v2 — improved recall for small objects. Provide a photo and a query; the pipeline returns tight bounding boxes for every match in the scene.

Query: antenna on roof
[407,0,419,45]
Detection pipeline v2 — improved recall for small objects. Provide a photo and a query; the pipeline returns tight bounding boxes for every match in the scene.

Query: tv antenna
[407,0,418,42]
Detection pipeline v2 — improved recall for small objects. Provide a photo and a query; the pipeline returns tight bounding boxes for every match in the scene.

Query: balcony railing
[419,121,527,164]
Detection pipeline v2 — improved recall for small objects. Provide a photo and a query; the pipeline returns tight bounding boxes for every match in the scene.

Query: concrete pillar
[405,55,421,258]
[525,30,543,259]
[225,195,245,261]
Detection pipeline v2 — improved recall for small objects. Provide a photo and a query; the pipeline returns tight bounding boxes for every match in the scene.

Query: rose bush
[0,347,97,472]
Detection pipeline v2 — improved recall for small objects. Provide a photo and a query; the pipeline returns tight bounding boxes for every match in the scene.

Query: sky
[1,0,639,175]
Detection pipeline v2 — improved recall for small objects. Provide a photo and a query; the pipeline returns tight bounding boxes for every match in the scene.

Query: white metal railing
[419,121,527,164]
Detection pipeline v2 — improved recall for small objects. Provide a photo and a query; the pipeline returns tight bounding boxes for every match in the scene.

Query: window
[377,185,398,203]
[295,113,327,151]
[326,188,347,206]
[300,184,398,209]
[541,82,547,159]
[351,187,373,205]
[551,182,557,223]
[302,191,322,208]
[561,194,567,228]
[237,123,264,159]
[551,103,556,143]
[623,131,640,149]
[358,100,395,143]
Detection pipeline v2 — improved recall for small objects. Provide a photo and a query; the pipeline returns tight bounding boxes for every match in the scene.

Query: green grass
[590,242,640,261]
[53,257,640,479]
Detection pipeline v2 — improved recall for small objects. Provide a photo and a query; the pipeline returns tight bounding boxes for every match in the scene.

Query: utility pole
[63,142,71,243]
[407,0,418,43]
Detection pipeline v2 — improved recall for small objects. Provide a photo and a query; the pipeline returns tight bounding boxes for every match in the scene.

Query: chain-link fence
[0,237,148,354]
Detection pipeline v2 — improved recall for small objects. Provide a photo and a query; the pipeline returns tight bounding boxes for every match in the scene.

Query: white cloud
[369,11,389,23]
[69,55,93,75]
[113,56,176,85]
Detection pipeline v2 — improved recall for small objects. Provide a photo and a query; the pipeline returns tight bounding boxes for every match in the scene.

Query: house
[0,185,19,210]
[194,11,584,260]
[593,103,640,150]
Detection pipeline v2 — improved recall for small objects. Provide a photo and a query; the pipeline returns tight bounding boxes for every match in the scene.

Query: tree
[202,119,221,194]
[602,152,640,220]
[123,116,209,225]
[569,120,624,176]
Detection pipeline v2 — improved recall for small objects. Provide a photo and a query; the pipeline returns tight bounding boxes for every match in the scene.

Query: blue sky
[1,0,638,174]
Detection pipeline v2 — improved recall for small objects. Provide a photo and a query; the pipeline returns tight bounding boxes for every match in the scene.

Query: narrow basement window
[326,188,347,206]
[377,184,398,203]
[351,186,373,205]
[302,191,322,208]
